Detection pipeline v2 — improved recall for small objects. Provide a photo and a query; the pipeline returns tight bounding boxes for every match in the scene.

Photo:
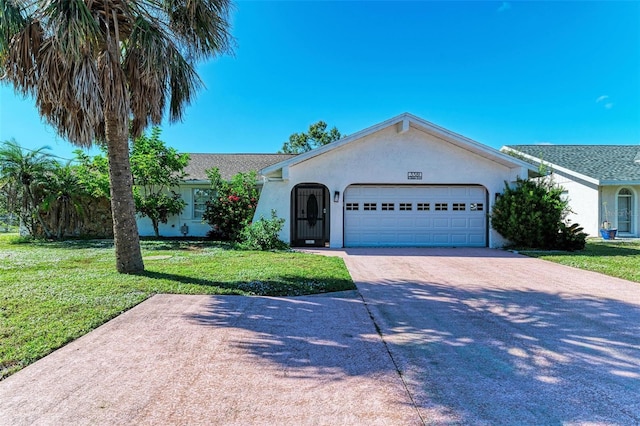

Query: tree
[280,121,342,154]
[74,149,111,199]
[1,0,233,273]
[202,168,258,241]
[41,161,90,239]
[131,127,189,237]
[0,139,56,237]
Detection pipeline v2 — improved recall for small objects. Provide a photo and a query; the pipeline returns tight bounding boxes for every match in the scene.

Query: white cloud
[497,2,511,13]
[596,95,614,109]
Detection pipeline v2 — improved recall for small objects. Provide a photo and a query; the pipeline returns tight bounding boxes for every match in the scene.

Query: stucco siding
[253,179,292,242]
[259,125,530,248]
[549,172,600,236]
[137,184,212,238]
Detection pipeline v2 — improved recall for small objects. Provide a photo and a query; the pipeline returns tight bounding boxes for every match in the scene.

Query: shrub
[203,169,258,241]
[238,210,287,250]
[556,222,587,251]
[491,177,572,249]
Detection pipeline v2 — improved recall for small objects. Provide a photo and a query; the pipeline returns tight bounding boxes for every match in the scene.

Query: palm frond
[163,0,234,59]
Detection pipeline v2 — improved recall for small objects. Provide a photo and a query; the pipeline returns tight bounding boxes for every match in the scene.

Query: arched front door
[291,184,329,247]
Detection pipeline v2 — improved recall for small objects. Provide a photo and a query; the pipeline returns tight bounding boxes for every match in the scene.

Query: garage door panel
[344,185,487,247]
[451,218,469,228]
[433,218,450,228]
[469,217,485,227]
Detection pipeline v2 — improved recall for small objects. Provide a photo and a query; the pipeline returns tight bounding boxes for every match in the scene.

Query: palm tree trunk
[104,112,145,273]
[24,183,52,238]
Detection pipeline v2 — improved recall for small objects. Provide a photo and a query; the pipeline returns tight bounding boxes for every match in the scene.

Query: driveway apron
[340,247,640,425]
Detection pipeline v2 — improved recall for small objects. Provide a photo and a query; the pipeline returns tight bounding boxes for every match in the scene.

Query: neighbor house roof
[261,112,538,178]
[184,153,297,181]
[502,145,640,185]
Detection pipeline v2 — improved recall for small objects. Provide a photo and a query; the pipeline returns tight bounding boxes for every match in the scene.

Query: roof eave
[501,147,602,186]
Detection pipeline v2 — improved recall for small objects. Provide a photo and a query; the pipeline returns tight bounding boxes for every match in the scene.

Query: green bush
[556,222,587,251]
[203,169,258,241]
[491,177,579,249]
[239,210,287,251]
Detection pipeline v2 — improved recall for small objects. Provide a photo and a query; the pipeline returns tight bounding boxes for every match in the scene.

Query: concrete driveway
[1,248,639,425]
[338,247,640,424]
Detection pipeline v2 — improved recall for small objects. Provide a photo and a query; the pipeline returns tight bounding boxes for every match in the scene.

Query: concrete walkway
[2,247,640,425]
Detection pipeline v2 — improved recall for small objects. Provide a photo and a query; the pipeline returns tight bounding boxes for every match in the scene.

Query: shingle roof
[503,145,640,183]
[184,153,297,181]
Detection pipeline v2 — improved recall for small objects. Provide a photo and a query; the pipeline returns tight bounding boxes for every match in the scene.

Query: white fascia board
[600,180,640,186]
[501,147,601,186]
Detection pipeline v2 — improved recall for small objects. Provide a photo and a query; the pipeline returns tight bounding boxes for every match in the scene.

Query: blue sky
[1,1,639,161]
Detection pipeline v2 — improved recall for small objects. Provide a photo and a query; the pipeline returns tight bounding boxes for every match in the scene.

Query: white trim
[616,187,636,234]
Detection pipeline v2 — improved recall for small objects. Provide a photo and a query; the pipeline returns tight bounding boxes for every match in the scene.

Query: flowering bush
[202,168,259,241]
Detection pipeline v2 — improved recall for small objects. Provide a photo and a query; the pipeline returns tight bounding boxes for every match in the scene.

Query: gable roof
[261,112,537,177]
[503,145,640,185]
[184,153,297,181]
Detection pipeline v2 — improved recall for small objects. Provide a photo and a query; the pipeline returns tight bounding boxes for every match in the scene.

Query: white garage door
[344,185,487,247]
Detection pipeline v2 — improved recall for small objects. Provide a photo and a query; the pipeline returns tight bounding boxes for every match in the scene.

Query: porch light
[334,191,340,203]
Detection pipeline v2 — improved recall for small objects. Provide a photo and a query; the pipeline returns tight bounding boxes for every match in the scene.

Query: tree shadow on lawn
[138,270,355,296]
[185,278,640,424]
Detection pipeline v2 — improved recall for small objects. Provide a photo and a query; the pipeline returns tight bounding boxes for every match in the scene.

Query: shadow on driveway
[342,249,640,424]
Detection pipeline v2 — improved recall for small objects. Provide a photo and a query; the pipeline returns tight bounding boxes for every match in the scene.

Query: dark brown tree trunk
[104,112,145,273]
[152,219,160,238]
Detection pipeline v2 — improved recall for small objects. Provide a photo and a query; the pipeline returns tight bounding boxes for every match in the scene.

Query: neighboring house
[254,113,536,248]
[502,145,640,238]
[136,153,295,237]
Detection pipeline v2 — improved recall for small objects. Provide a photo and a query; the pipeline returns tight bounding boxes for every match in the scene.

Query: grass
[0,234,354,379]
[520,239,640,283]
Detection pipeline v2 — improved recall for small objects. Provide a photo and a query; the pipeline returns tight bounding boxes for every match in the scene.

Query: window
[381,203,395,211]
[364,203,377,211]
[470,203,484,211]
[435,203,448,211]
[193,188,212,219]
[399,203,412,211]
[452,203,466,211]
[346,203,359,211]
[417,203,430,211]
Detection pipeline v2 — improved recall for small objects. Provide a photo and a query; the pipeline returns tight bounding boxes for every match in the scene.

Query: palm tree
[42,161,88,239]
[0,0,233,273]
[0,139,56,237]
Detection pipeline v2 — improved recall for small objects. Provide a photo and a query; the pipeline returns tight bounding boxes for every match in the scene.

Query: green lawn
[520,239,640,283]
[0,235,354,379]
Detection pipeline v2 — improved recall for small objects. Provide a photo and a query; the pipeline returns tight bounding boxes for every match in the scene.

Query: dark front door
[292,185,328,247]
